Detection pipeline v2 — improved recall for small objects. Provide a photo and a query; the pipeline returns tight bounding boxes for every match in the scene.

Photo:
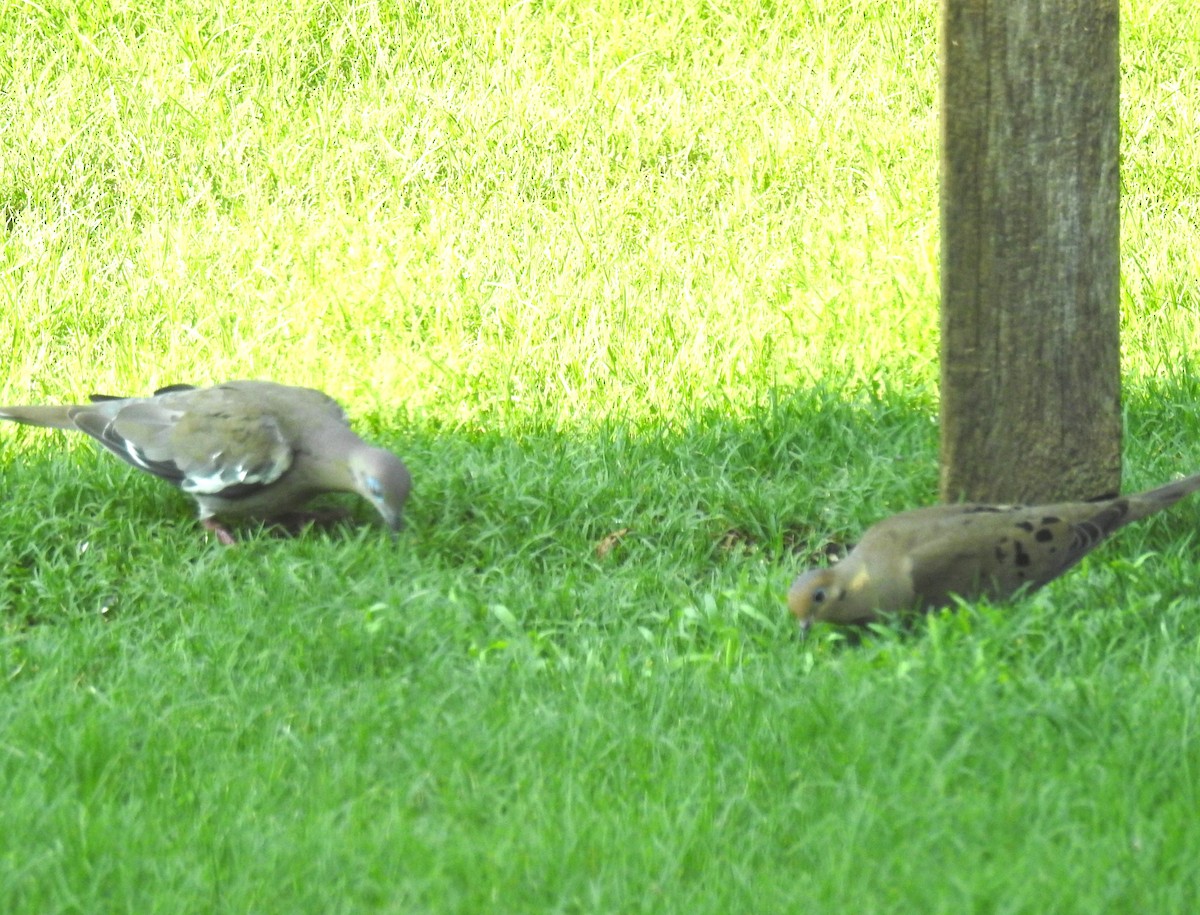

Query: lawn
[2,0,1200,911]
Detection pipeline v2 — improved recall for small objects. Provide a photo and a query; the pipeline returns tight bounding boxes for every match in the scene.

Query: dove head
[787,566,874,629]
[349,447,412,532]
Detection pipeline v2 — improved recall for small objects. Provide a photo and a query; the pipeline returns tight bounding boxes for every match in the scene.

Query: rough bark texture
[940,0,1121,504]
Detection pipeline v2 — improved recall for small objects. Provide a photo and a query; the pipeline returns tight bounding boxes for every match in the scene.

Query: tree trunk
[940,0,1121,505]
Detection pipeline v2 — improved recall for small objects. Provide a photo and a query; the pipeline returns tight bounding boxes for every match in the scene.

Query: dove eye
[811,588,827,604]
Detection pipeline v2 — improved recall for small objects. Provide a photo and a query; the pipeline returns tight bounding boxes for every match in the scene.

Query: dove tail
[1126,471,1200,523]
[0,404,80,430]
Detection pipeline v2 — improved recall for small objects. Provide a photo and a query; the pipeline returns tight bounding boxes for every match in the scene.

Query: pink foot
[201,518,237,546]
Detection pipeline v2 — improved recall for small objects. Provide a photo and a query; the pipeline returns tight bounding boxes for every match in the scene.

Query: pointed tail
[1125,471,1200,524]
[0,404,81,430]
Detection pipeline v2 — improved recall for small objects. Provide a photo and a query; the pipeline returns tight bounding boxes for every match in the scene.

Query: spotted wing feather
[904,499,1135,608]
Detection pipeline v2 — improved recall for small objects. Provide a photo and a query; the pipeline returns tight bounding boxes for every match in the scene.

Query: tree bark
[940,0,1121,504]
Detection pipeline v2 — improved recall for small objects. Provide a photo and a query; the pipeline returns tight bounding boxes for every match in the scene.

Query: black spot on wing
[1015,520,1035,533]
[1035,528,1054,542]
[1013,541,1031,568]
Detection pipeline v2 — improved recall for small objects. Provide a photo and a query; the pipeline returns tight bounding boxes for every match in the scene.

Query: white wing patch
[181,441,293,495]
[70,385,300,499]
[122,439,164,475]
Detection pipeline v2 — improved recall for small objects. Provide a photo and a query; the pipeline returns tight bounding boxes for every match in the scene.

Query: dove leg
[201,517,238,546]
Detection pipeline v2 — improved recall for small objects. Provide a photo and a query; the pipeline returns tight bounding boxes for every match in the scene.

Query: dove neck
[303,424,370,491]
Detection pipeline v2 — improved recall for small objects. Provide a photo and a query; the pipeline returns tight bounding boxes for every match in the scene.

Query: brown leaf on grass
[717,528,755,553]
[595,527,631,559]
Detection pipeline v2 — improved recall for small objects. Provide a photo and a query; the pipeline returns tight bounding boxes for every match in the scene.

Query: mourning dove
[788,471,1200,629]
[0,380,412,544]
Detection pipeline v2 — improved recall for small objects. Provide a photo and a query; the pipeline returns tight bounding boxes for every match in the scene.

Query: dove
[0,380,412,544]
[788,471,1200,628]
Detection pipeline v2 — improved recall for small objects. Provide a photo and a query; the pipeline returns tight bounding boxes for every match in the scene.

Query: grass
[1,0,1200,911]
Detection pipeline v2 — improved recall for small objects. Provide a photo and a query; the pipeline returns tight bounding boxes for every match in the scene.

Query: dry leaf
[595,527,631,559]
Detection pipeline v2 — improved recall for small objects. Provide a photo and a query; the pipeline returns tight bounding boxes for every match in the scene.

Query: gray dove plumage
[0,380,411,543]
[789,472,1200,629]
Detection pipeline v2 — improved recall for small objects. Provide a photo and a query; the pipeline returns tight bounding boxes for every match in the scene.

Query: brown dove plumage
[0,380,412,543]
[788,472,1200,628]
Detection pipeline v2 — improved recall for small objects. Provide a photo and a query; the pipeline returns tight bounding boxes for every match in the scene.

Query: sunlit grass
[1,0,1199,911]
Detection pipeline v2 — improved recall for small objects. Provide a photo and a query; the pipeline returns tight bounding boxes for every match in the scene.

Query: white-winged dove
[0,380,412,543]
[788,471,1200,628]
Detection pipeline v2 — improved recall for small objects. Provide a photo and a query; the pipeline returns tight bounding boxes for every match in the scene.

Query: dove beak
[384,511,405,538]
